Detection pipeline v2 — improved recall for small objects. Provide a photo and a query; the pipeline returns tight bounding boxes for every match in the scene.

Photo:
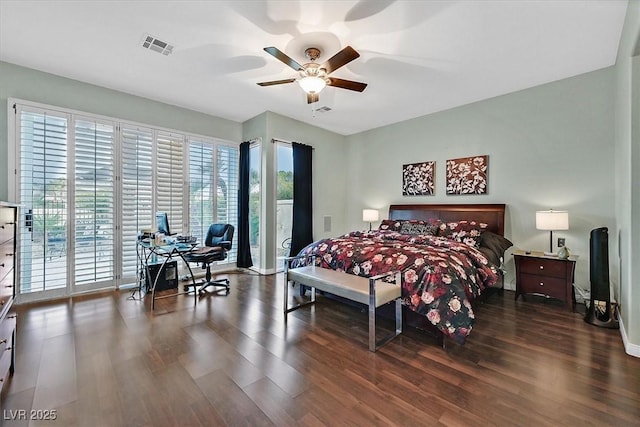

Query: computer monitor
[156,212,171,236]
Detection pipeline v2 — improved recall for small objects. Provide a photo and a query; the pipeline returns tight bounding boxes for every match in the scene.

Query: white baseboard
[618,306,640,358]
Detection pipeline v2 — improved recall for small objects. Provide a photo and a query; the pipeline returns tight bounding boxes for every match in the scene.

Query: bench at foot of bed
[284,258,402,352]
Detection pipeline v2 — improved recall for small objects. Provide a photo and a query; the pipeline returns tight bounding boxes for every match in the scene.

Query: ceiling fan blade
[327,78,368,92]
[257,78,296,87]
[264,47,304,71]
[321,46,360,74]
[307,93,319,104]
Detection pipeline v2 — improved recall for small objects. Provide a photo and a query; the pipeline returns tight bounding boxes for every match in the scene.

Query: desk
[136,241,198,310]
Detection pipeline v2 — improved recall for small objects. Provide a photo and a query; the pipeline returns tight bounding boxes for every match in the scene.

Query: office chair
[184,223,234,295]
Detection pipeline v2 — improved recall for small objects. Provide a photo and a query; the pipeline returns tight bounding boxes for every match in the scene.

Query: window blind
[13,100,239,297]
[120,126,154,279]
[156,131,184,235]
[74,118,115,285]
[188,140,215,244]
[18,109,69,293]
[216,145,239,262]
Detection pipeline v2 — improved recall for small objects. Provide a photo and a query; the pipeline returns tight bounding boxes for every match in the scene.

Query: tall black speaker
[584,227,619,328]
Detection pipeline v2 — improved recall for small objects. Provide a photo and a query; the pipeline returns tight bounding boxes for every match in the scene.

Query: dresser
[0,202,18,395]
[513,249,578,312]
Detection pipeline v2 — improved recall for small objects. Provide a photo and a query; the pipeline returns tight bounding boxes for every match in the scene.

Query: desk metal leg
[129,243,147,300]
[135,243,200,311]
[150,254,174,311]
[177,251,198,307]
[150,249,199,311]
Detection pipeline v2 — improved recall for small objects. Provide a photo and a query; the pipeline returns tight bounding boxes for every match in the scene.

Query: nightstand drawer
[519,273,566,300]
[518,257,566,278]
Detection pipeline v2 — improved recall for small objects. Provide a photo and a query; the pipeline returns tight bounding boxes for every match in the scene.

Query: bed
[291,204,511,345]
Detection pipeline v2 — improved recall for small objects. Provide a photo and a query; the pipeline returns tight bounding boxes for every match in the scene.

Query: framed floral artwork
[446,155,488,195]
[402,161,435,196]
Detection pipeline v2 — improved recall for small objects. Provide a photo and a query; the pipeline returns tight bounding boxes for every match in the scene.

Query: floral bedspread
[292,229,500,344]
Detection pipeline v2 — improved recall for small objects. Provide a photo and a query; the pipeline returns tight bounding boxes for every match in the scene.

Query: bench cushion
[287,266,400,307]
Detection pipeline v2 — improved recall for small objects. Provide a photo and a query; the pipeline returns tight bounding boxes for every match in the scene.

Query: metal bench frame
[284,255,403,352]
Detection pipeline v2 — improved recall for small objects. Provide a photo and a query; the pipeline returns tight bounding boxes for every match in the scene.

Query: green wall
[346,67,617,308]
[0,60,349,276]
[3,18,638,353]
[614,0,640,354]
[0,61,243,201]
[242,111,347,273]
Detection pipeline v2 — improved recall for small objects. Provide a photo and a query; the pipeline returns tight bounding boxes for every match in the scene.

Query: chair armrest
[219,240,232,250]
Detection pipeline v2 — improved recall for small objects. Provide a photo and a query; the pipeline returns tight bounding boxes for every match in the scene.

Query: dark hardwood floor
[1,272,639,426]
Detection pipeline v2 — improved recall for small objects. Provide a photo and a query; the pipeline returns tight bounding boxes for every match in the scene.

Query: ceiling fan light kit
[298,76,327,94]
[258,45,367,104]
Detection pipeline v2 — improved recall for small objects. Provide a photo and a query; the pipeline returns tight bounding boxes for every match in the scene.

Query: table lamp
[362,209,379,231]
[536,209,569,254]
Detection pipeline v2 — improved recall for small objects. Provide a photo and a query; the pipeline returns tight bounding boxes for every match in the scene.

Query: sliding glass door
[120,126,154,283]
[156,132,185,236]
[275,141,293,271]
[216,145,239,263]
[73,118,115,292]
[189,140,215,244]
[249,142,261,269]
[18,108,69,297]
[17,108,118,299]
[12,100,239,301]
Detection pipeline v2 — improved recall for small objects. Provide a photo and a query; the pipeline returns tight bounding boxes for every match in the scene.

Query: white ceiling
[0,1,629,136]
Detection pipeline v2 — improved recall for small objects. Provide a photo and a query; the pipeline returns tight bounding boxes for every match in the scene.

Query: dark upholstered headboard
[388,204,506,236]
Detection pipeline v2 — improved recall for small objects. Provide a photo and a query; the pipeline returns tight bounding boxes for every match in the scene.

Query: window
[188,141,238,264]
[18,108,69,294]
[120,126,153,280]
[216,144,239,263]
[275,141,293,269]
[12,100,239,300]
[249,142,261,269]
[156,131,185,236]
[188,140,215,244]
[73,118,115,287]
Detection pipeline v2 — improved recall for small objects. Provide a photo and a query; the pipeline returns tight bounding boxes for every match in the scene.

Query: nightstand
[513,250,578,312]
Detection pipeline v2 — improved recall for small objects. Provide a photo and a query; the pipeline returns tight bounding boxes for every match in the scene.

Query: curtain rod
[271,138,314,150]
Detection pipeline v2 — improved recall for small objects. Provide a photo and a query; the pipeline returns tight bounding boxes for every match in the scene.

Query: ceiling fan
[257,46,368,104]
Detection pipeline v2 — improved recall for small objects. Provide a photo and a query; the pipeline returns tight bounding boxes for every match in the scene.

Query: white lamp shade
[362,209,379,222]
[298,76,326,94]
[536,210,569,231]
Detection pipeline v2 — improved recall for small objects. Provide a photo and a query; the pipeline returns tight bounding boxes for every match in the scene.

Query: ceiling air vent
[315,106,332,113]
[141,34,174,56]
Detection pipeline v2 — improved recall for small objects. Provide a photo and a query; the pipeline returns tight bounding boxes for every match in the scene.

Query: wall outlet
[557,237,566,247]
